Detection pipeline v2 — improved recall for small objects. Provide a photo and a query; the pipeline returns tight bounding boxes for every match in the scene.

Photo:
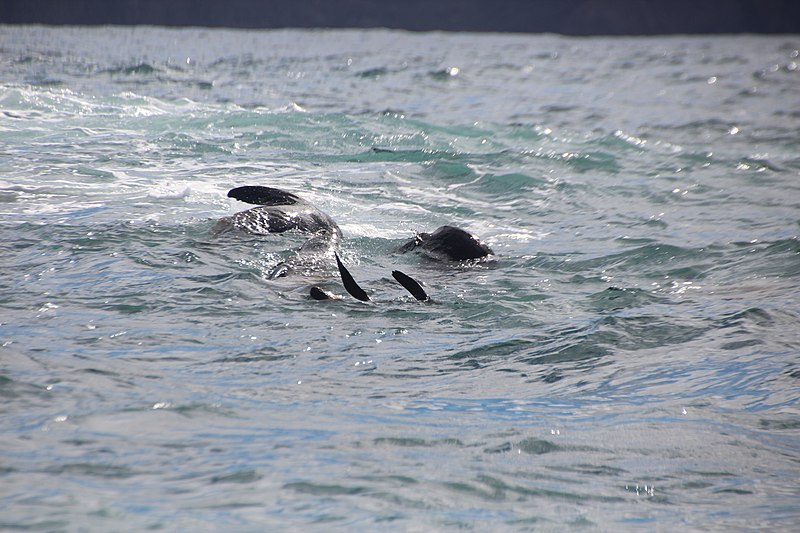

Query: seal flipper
[335,253,370,302]
[392,270,429,301]
[228,186,303,206]
[310,286,340,300]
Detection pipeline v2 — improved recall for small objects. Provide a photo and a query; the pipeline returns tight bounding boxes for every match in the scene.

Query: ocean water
[1,25,799,531]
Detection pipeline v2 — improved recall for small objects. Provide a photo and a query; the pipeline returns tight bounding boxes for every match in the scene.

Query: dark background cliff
[1,0,798,34]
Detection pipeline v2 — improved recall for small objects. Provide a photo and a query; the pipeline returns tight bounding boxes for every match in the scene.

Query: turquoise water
[1,26,799,531]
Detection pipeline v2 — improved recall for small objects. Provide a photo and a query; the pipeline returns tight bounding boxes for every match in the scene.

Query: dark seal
[211,186,341,240]
[211,186,493,300]
[397,225,493,261]
[210,186,341,279]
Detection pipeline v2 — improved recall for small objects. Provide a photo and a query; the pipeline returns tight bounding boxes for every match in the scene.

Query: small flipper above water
[392,270,429,301]
[335,253,370,302]
[228,186,303,206]
[310,286,340,300]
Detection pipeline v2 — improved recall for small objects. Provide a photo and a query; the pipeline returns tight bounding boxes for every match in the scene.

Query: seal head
[398,225,492,261]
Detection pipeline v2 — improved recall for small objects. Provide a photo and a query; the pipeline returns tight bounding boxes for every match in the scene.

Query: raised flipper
[392,270,429,301]
[228,186,303,206]
[335,253,370,302]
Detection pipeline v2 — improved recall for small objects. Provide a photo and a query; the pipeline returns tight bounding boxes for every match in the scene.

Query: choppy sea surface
[1,26,799,531]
